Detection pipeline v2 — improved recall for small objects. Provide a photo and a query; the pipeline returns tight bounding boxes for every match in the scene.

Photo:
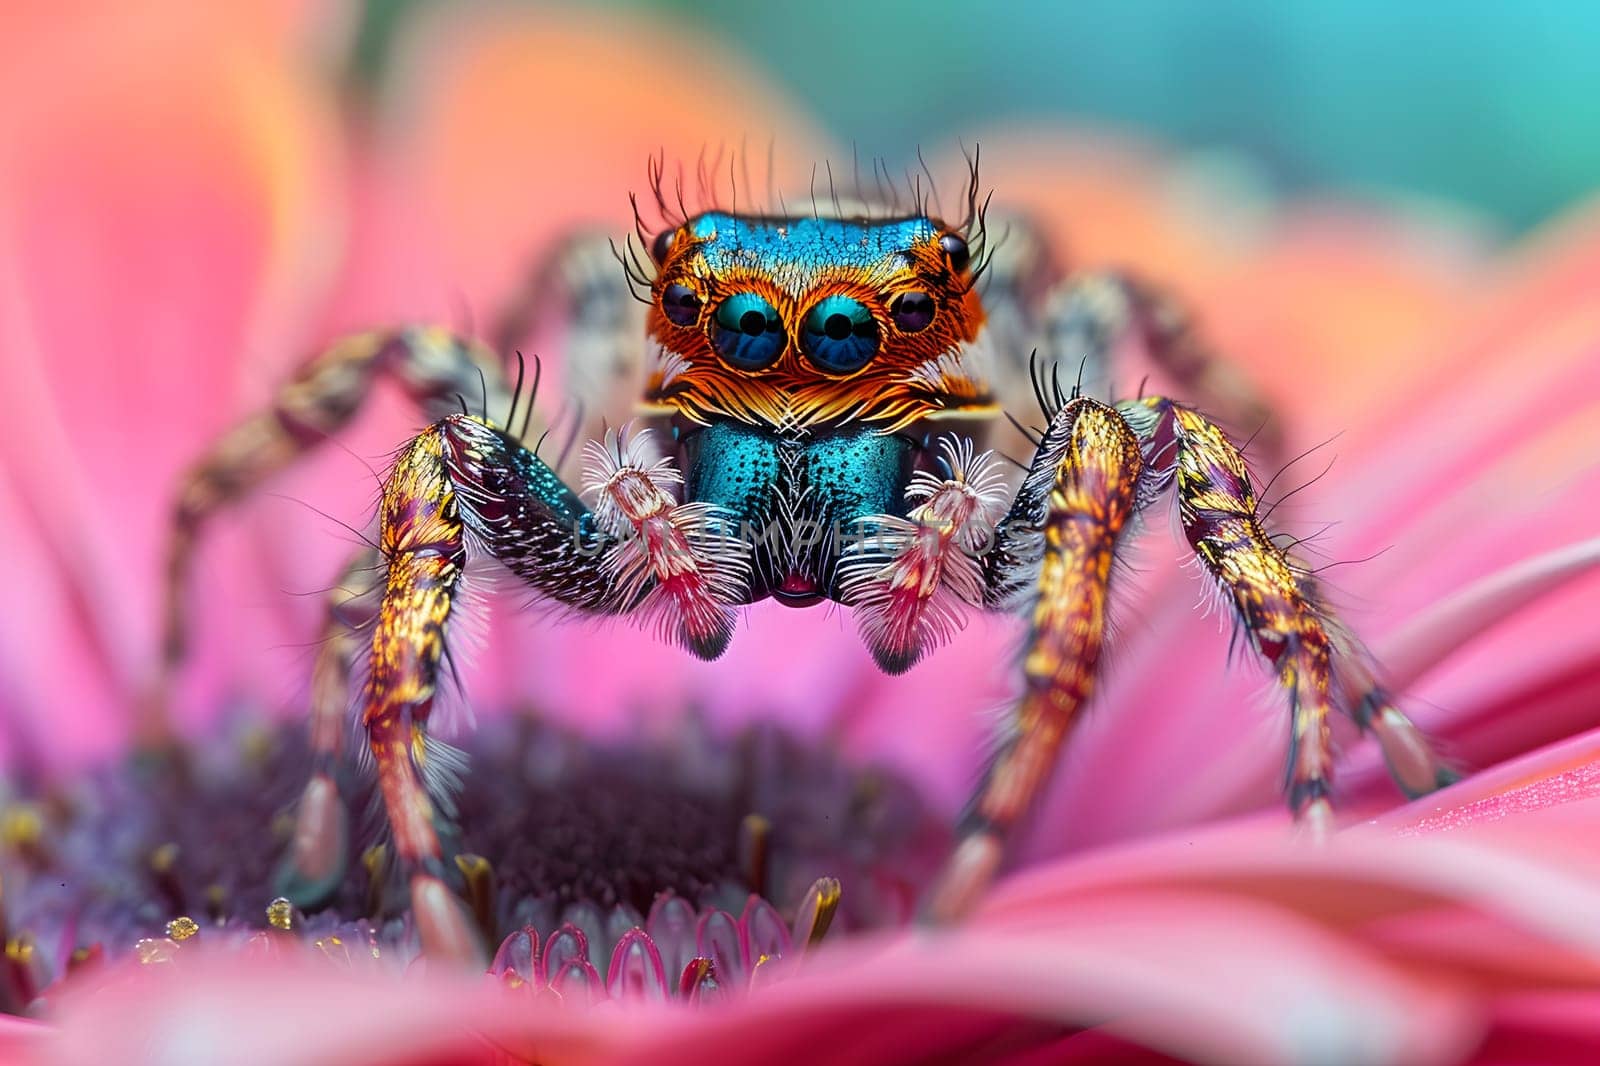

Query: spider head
[638,212,996,433]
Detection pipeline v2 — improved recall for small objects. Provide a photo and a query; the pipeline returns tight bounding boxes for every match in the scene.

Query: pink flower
[29,768,1600,1065]
[3,4,1599,1064]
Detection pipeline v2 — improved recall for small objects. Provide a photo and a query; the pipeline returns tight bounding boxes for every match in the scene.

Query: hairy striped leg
[925,398,1145,922]
[273,546,382,906]
[159,329,526,908]
[168,230,647,689]
[160,328,523,684]
[360,415,747,960]
[170,227,647,634]
[973,208,1063,404]
[181,237,647,907]
[1098,275,1280,457]
[1120,396,1455,821]
[982,224,1281,463]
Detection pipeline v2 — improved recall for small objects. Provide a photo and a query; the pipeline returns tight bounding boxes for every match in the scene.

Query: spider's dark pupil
[824,313,854,341]
[739,309,768,336]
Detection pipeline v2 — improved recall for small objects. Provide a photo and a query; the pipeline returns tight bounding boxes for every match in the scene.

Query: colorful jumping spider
[163,159,1456,946]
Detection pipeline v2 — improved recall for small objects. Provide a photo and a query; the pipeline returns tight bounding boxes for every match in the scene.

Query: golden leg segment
[927,399,1143,921]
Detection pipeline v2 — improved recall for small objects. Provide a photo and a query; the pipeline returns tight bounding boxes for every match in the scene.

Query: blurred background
[357,0,1600,234]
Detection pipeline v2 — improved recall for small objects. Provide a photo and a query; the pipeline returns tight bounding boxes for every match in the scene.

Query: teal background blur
[359,0,1600,233]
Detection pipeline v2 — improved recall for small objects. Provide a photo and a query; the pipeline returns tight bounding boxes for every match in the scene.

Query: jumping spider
[163,159,1455,950]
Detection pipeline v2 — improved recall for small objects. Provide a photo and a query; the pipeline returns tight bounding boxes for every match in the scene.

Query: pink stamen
[411,875,487,966]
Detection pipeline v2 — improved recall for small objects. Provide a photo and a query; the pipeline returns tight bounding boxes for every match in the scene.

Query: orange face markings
[641,212,996,433]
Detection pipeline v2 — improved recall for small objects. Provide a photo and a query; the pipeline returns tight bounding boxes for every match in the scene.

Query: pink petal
[1381,538,1600,694]
[0,1013,45,1062]
[43,805,1600,1065]
[0,10,342,766]
[991,818,1600,969]
[41,955,609,1066]
[1476,994,1600,1064]
[1379,725,1600,835]
[634,898,1473,1066]
[36,891,1469,1066]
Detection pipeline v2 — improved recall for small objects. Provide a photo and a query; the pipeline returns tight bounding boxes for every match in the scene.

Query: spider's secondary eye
[650,228,677,264]
[800,295,879,374]
[660,283,701,326]
[889,291,935,333]
[939,233,970,274]
[712,292,785,369]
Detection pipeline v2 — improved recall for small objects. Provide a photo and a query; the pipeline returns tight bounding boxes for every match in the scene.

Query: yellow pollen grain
[271,811,296,842]
[266,896,295,931]
[362,843,388,884]
[206,884,228,918]
[148,841,180,874]
[313,936,346,963]
[239,726,274,768]
[0,805,42,850]
[166,916,200,941]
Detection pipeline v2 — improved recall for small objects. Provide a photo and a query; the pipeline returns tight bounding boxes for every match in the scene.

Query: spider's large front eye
[712,293,785,370]
[800,295,879,374]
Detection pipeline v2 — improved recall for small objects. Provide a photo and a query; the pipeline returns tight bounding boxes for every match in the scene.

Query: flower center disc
[0,713,950,1009]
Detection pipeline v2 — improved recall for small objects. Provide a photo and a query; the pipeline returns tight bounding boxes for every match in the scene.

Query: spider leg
[174,235,648,917]
[1120,396,1455,814]
[981,219,1280,461]
[161,330,535,904]
[491,229,650,447]
[1095,274,1280,457]
[273,545,382,908]
[161,328,524,684]
[354,414,747,959]
[969,207,1062,402]
[925,397,1145,921]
